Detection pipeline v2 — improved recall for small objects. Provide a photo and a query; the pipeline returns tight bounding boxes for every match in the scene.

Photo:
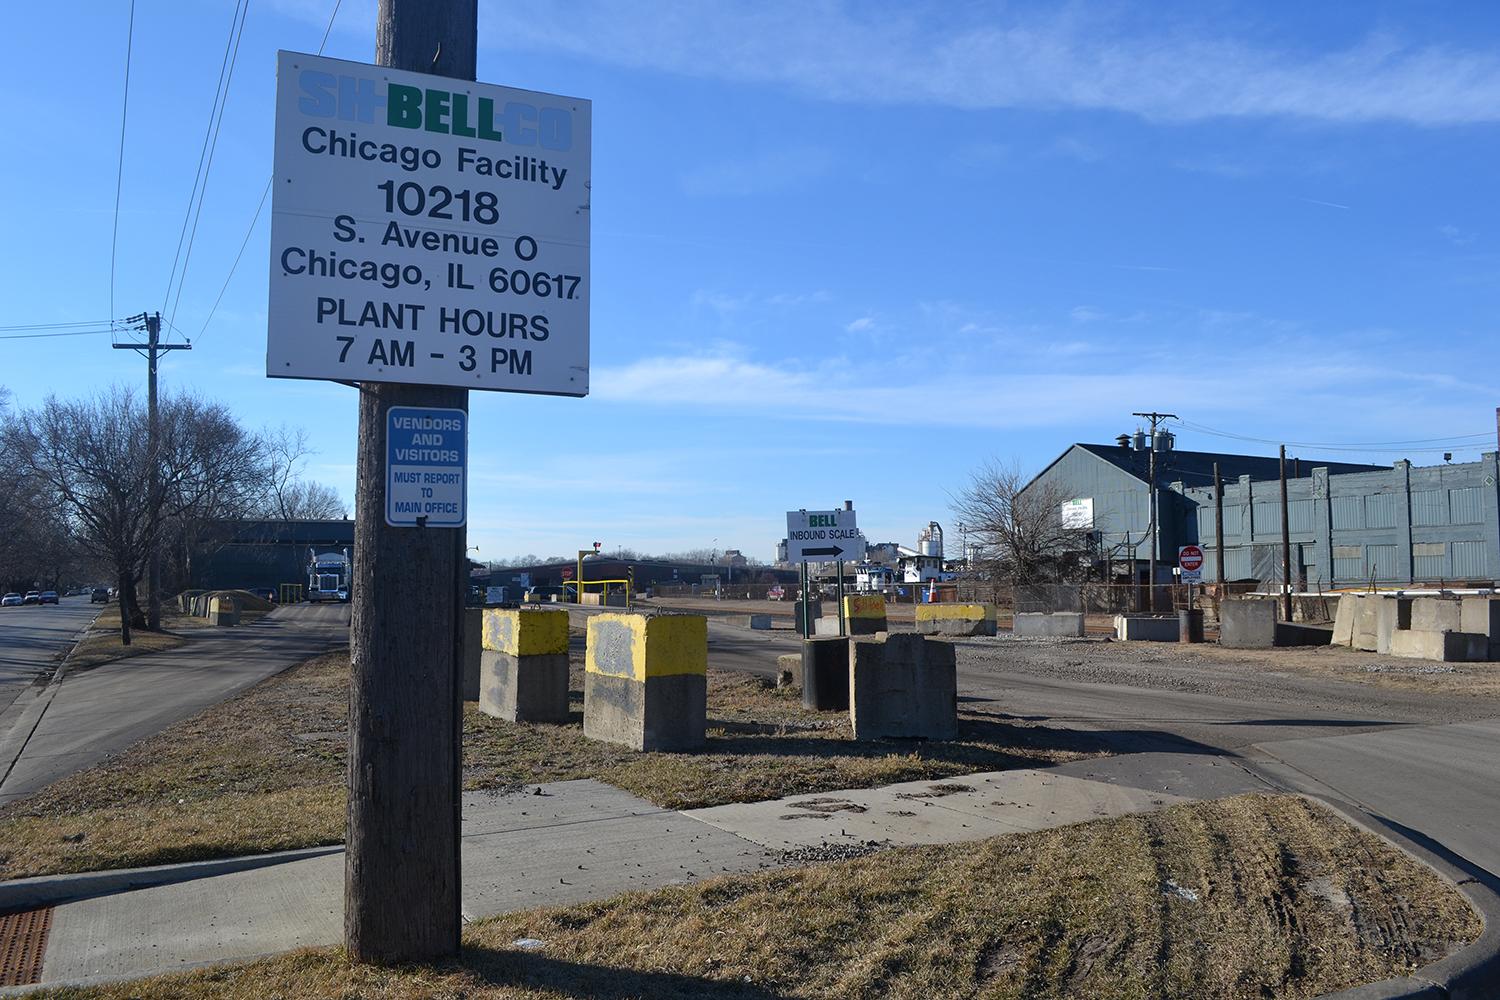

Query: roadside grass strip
[0,652,1098,879]
[18,794,1479,1000]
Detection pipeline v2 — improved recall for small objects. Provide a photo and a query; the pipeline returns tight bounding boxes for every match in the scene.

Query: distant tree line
[0,384,346,645]
[484,546,766,569]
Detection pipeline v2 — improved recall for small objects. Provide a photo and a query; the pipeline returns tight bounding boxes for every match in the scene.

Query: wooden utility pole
[1213,462,1225,588]
[1279,445,1293,623]
[345,0,475,965]
[113,311,189,630]
[1132,411,1178,613]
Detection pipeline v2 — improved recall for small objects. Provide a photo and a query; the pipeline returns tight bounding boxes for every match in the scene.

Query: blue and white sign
[386,406,467,528]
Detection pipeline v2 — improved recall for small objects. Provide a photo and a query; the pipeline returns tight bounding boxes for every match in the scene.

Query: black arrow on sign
[802,546,844,557]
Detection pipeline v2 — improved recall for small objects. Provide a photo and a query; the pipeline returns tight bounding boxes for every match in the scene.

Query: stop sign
[1178,545,1204,572]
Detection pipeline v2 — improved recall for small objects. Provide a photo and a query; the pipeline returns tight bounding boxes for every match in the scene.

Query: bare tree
[6,388,271,644]
[260,426,348,519]
[950,460,1092,584]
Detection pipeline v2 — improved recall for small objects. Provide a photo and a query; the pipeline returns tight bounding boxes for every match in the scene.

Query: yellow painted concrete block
[916,603,995,623]
[843,594,887,620]
[586,613,707,681]
[483,608,568,656]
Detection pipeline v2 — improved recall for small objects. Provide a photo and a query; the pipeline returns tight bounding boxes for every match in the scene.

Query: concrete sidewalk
[4,753,1246,991]
[0,604,349,807]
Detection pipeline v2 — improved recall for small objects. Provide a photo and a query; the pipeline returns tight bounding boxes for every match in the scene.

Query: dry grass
[65,600,269,671]
[0,652,1097,879]
[27,795,1479,1000]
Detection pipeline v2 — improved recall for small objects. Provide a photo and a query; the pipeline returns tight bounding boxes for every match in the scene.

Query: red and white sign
[1178,545,1204,582]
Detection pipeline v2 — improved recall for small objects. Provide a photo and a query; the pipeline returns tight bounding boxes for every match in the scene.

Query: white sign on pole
[1061,497,1094,529]
[1178,544,1205,584]
[386,406,466,527]
[268,51,591,395]
[785,509,861,563]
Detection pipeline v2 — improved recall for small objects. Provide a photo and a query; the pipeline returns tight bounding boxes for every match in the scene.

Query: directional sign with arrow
[786,509,861,564]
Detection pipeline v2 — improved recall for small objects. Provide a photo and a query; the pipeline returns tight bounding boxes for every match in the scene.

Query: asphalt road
[0,602,350,807]
[0,596,98,718]
[591,608,1500,881]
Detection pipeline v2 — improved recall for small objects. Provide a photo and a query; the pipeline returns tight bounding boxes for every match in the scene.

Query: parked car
[23,591,41,605]
[246,587,278,604]
[91,587,110,603]
[767,585,786,600]
[1,593,21,607]
[39,591,59,604]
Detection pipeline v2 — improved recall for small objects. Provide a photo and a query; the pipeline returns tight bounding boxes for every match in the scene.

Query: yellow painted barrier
[843,594,887,621]
[585,613,707,682]
[915,603,996,624]
[483,608,568,657]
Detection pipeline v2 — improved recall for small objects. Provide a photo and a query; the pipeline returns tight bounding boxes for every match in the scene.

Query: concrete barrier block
[479,651,570,723]
[777,653,802,688]
[483,608,569,657]
[1411,597,1462,634]
[1113,615,1179,641]
[1013,612,1086,638]
[461,608,483,701]
[916,603,998,637]
[207,596,239,626]
[1389,629,1489,662]
[1352,598,1383,652]
[741,614,772,630]
[813,615,845,638]
[849,633,957,741]
[478,608,570,722]
[1219,601,1276,649]
[1332,595,1357,646]
[802,638,849,711]
[843,594,888,636]
[584,613,706,751]
[1460,597,1500,641]
[1374,598,1412,655]
[795,599,822,634]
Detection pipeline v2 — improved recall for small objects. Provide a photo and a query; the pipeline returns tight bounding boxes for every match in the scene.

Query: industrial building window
[1449,487,1484,525]
[1331,545,1362,583]
[1330,495,1364,530]
[1287,499,1315,535]
[1364,493,1399,529]
[1411,489,1446,526]
[1412,542,1445,581]
[1451,540,1487,578]
[1365,544,1399,581]
[1252,501,1280,537]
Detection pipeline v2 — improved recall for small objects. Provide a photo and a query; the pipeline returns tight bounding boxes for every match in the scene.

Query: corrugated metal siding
[1332,545,1361,582]
[1450,487,1484,525]
[1331,496,1364,530]
[1412,542,1445,580]
[1223,505,1243,536]
[1364,493,1399,529]
[1452,540,1487,578]
[1411,490,1446,526]
[1252,502,1280,537]
[1198,508,1214,539]
[1365,544,1399,580]
[1288,499,1315,535]
[1224,548,1251,580]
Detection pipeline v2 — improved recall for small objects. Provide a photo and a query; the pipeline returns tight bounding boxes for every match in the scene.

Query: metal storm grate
[0,907,51,986]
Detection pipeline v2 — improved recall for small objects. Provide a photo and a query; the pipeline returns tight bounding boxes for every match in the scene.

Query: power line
[0,328,119,341]
[1168,417,1493,452]
[195,178,270,342]
[0,319,118,331]
[193,0,343,347]
[160,0,244,317]
[109,0,136,318]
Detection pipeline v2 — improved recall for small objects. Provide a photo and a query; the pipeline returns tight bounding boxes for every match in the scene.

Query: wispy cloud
[844,316,875,333]
[680,147,835,198]
[1439,223,1477,246]
[483,2,1500,126]
[1298,196,1351,210]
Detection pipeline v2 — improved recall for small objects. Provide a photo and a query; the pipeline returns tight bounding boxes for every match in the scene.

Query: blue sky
[5,1,1500,561]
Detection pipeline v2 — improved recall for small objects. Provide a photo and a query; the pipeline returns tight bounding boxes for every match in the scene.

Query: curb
[1246,752,1500,1000]
[0,844,345,914]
